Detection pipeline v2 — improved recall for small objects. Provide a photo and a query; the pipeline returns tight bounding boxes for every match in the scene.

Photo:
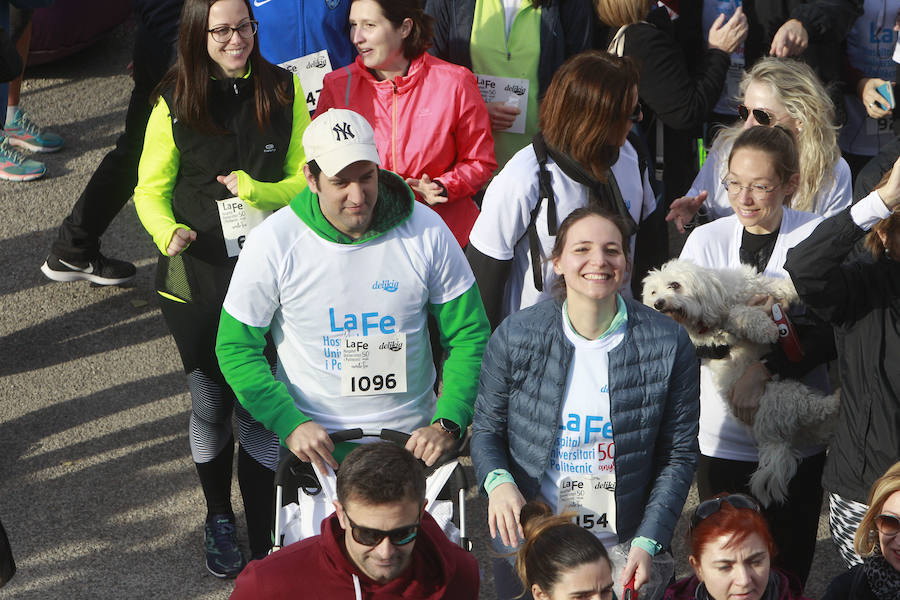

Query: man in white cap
[216,109,489,469]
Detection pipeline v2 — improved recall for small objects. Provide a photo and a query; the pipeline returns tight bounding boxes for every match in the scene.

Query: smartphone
[876,81,895,110]
[623,576,638,600]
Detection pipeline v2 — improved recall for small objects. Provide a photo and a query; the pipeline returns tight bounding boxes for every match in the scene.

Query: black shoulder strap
[626,128,649,178]
[525,133,556,292]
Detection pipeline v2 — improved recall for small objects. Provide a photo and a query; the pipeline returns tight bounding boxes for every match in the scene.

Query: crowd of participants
[1,0,899,598]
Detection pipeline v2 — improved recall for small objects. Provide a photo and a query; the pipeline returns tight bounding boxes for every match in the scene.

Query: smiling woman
[472,205,699,600]
[131,0,311,577]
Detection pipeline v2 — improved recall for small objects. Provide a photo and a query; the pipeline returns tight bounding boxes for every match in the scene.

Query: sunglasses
[737,104,777,127]
[691,494,761,531]
[344,513,420,546]
[876,514,900,537]
[628,101,643,123]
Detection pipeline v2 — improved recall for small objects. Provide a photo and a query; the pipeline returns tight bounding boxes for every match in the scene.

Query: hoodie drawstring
[353,573,362,599]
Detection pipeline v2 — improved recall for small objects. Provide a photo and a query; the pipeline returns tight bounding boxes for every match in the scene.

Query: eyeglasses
[721,178,780,200]
[344,513,420,546]
[691,494,761,531]
[876,514,900,537]
[208,20,258,43]
[628,101,643,123]
[737,104,777,127]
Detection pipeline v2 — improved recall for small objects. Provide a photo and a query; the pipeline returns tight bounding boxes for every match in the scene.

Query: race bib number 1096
[340,333,407,396]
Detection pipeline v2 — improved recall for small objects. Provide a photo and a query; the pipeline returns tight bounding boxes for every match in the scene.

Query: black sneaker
[204,514,246,578]
[40,253,136,285]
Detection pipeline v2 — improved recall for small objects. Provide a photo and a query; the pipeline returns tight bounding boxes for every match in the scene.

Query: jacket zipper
[391,80,398,170]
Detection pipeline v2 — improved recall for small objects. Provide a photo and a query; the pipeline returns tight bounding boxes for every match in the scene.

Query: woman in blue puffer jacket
[472,205,700,600]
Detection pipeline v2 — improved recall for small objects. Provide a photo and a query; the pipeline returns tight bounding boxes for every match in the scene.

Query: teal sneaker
[3,108,64,153]
[204,514,246,578]
[0,136,45,181]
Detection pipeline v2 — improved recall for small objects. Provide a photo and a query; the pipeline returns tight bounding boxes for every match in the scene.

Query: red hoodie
[230,512,479,599]
[315,53,496,248]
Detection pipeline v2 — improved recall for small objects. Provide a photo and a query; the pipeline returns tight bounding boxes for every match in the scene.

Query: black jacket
[424,0,594,100]
[822,564,877,600]
[745,0,863,122]
[784,207,900,503]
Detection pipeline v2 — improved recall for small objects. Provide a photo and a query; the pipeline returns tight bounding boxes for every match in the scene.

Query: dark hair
[306,159,322,185]
[154,0,292,134]
[516,501,611,595]
[865,169,900,259]
[690,495,776,561]
[353,0,434,60]
[549,205,633,299]
[336,442,426,506]
[540,50,640,181]
[727,126,799,201]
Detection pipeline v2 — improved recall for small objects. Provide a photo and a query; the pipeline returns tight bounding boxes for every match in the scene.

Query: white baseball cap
[302,108,381,177]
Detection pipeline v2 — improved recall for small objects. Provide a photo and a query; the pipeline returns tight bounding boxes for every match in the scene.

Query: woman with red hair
[664,495,811,600]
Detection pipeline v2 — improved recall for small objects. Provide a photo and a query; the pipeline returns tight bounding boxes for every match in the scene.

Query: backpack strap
[526,133,556,292]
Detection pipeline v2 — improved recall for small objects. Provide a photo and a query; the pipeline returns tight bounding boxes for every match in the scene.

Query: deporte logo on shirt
[264,143,276,153]
[371,279,399,292]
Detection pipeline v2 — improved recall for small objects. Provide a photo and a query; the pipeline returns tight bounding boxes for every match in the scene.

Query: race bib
[866,114,894,136]
[340,333,408,396]
[216,197,271,257]
[279,50,333,112]
[475,74,529,134]
[558,473,617,536]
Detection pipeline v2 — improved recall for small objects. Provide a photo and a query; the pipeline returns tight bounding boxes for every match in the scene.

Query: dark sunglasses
[876,514,900,537]
[690,494,761,531]
[345,513,419,546]
[737,104,776,127]
[628,101,643,122]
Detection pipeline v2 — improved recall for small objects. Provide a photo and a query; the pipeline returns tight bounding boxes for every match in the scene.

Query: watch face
[438,419,460,436]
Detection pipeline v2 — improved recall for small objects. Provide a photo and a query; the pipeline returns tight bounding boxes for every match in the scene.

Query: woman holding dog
[679,125,836,586]
[472,205,700,600]
[667,58,852,233]
[784,159,900,569]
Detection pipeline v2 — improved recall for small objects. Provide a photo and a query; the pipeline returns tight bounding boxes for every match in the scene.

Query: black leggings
[696,451,826,588]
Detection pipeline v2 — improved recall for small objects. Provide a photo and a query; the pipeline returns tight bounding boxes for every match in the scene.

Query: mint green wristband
[631,536,662,557]
[484,469,516,494]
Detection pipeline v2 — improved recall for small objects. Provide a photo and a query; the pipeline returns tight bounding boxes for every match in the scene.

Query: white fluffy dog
[642,259,839,506]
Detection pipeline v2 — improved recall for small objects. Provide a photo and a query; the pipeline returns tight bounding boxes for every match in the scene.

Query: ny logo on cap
[333,122,355,141]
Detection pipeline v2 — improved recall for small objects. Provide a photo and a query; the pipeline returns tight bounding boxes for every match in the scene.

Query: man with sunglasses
[230,442,479,598]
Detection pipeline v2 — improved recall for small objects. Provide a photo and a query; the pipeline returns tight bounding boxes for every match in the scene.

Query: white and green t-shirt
[223,199,475,434]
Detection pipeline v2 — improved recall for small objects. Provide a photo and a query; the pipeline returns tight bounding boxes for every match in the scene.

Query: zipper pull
[233,81,239,95]
[507,51,511,61]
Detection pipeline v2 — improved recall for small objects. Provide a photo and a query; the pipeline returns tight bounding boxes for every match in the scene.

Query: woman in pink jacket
[315,0,496,248]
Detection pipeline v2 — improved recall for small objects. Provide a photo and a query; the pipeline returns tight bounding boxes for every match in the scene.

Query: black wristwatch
[436,418,460,439]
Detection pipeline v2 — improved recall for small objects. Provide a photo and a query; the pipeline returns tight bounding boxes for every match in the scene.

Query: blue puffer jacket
[252,0,355,70]
[471,297,700,547]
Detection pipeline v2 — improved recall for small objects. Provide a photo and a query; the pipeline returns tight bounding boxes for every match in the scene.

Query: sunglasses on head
[876,514,900,537]
[690,494,761,531]
[344,513,420,546]
[737,104,777,127]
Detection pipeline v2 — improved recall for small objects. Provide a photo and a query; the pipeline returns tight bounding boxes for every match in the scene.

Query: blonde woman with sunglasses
[667,58,852,233]
[822,461,900,600]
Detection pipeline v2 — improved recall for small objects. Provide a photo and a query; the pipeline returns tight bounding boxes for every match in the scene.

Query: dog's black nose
[654,299,665,310]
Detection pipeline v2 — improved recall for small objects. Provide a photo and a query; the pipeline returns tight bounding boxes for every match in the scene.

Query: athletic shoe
[204,514,246,578]
[40,252,136,285]
[0,136,45,181]
[3,108,64,153]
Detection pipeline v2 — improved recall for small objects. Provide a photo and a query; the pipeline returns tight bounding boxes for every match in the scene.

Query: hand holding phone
[623,576,638,600]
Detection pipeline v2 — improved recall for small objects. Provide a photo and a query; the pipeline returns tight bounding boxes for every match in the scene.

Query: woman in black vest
[134,0,310,577]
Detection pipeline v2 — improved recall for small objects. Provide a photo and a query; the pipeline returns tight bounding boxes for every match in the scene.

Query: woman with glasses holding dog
[678,124,836,587]
[666,58,852,233]
[663,494,811,600]
[134,0,310,576]
[472,205,700,600]
[823,461,900,600]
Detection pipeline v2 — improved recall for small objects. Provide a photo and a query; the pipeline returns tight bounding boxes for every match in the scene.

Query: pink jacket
[316,53,496,247]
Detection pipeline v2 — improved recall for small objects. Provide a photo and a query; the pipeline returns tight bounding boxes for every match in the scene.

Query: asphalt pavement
[0,19,844,600]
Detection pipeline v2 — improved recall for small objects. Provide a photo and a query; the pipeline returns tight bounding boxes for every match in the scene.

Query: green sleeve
[216,309,310,441]
[133,96,191,255]
[427,283,490,430]
[236,76,311,211]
